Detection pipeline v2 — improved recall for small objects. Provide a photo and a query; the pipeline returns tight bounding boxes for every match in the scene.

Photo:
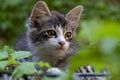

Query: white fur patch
[47,67,63,75]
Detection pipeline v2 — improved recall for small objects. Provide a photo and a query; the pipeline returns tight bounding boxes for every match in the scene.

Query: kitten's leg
[76,65,95,73]
[75,65,98,80]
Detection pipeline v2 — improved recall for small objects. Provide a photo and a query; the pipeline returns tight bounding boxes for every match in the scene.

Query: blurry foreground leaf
[99,37,118,54]
[7,57,20,65]
[3,46,14,54]
[11,51,31,60]
[38,61,51,68]
[0,50,8,60]
[12,62,36,78]
[69,47,108,73]
[0,61,8,70]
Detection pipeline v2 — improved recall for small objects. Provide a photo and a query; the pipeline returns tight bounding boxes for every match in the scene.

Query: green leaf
[12,62,35,78]
[7,57,20,65]
[11,51,31,60]
[0,50,8,60]
[37,61,44,68]
[38,61,51,68]
[44,62,51,68]
[3,46,14,54]
[0,61,8,70]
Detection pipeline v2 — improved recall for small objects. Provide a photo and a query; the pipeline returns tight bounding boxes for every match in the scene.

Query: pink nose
[58,41,65,47]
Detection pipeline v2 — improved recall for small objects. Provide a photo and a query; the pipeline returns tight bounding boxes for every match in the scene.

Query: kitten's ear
[31,1,51,20]
[65,6,83,23]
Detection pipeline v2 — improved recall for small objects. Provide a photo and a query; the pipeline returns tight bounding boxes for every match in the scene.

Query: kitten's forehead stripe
[48,11,67,28]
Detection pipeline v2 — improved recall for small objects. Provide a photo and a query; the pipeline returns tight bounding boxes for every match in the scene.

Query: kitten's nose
[58,41,65,47]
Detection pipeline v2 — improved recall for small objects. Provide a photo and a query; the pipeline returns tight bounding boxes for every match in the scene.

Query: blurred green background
[0,0,120,79]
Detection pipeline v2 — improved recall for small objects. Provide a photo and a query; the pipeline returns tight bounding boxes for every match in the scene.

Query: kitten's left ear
[65,6,83,23]
[31,1,51,20]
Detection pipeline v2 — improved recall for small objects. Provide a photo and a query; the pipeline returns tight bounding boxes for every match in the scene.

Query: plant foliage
[0,46,51,79]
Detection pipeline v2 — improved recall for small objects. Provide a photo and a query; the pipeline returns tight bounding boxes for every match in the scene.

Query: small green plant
[0,46,51,79]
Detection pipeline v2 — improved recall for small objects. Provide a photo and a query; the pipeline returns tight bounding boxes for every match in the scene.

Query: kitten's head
[26,1,83,57]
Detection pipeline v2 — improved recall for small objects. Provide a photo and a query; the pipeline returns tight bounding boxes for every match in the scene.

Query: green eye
[65,32,72,40]
[46,30,56,37]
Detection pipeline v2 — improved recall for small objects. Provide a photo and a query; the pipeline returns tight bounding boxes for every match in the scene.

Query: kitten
[16,2,108,79]
[16,1,83,70]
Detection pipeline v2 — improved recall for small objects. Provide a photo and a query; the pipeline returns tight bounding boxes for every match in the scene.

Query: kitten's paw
[46,67,63,77]
[76,65,95,73]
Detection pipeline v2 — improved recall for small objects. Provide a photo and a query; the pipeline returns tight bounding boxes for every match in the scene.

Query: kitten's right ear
[31,1,51,20]
[65,6,83,24]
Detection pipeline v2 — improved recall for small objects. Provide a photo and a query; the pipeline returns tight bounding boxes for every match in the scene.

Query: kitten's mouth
[56,47,65,50]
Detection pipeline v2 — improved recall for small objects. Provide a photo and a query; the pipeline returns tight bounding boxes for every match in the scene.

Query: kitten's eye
[46,30,56,37]
[65,32,72,40]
